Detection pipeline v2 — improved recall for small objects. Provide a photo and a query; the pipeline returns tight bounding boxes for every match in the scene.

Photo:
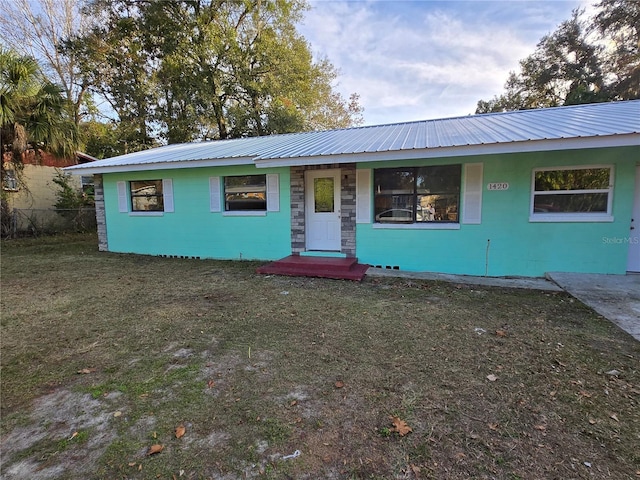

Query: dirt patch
[1,389,118,479]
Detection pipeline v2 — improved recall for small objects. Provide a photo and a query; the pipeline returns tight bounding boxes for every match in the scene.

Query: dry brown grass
[1,233,639,479]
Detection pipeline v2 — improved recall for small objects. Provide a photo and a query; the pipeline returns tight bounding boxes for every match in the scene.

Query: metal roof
[67,100,640,174]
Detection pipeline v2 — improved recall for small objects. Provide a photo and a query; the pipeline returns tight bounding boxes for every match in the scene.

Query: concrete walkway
[366,268,640,341]
[366,267,562,291]
[546,272,640,341]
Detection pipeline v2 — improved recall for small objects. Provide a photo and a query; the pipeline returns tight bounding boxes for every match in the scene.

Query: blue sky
[298,0,589,125]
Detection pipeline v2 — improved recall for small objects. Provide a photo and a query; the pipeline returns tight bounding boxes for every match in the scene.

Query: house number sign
[487,182,509,191]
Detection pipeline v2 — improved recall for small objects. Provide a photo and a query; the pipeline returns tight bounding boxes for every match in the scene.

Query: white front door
[305,169,341,251]
[627,165,640,272]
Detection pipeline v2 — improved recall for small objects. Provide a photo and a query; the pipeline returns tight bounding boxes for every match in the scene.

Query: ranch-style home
[66,100,640,279]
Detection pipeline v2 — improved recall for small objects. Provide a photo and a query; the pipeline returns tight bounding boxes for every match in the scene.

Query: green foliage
[66,0,362,149]
[0,47,80,161]
[477,2,639,113]
[52,169,94,211]
[534,168,610,191]
[79,120,126,159]
[593,0,640,100]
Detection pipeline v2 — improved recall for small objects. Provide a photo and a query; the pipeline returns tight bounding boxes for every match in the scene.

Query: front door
[627,165,640,272]
[305,169,341,251]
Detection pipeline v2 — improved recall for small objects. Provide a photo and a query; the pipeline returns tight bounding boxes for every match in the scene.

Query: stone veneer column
[290,166,306,254]
[339,164,356,257]
[93,174,108,251]
[289,164,357,258]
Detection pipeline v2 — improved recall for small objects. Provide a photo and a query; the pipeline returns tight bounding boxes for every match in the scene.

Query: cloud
[299,0,587,124]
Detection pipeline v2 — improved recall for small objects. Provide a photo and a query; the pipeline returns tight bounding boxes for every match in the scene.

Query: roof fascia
[64,156,256,175]
[254,134,640,168]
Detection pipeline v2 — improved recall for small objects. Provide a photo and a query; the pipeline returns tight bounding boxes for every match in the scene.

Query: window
[81,176,95,199]
[313,177,334,212]
[130,180,164,212]
[2,169,18,191]
[531,166,613,220]
[374,165,461,223]
[224,175,266,211]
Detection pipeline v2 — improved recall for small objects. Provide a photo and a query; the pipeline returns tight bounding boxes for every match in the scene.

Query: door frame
[627,164,640,272]
[304,168,342,251]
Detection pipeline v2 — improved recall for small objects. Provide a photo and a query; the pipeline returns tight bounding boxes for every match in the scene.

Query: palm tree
[0,47,79,165]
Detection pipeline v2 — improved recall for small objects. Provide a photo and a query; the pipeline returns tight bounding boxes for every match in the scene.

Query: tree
[0,48,80,163]
[52,169,94,210]
[80,120,122,159]
[67,0,363,148]
[0,0,91,128]
[0,48,81,232]
[593,0,640,100]
[477,9,609,113]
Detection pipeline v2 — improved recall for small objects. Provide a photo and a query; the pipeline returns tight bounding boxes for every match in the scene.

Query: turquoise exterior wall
[356,146,637,277]
[101,146,637,277]
[103,165,291,260]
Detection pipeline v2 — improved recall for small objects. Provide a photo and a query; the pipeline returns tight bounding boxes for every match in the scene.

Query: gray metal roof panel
[67,100,640,172]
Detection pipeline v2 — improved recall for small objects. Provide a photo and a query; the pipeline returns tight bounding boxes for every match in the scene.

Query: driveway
[547,272,640,341]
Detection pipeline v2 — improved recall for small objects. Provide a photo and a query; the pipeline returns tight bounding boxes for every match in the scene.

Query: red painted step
[256,255,369,281]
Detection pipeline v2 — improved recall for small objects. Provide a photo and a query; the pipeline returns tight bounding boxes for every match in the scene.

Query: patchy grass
[1,233,639,479]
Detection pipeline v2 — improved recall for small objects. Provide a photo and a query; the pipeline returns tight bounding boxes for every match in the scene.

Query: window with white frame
[224,175,266,211]
[130,180,164,212]
[117,179,173,214]
[373,165,461,223]
[531,166,613,220]
[209,173,279,214]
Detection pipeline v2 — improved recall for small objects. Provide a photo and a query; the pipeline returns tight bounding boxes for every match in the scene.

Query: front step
[256,255,369,281]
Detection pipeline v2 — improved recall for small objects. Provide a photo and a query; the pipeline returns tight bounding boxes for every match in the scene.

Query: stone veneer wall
[290,163,356,257]
[94,174,108,251]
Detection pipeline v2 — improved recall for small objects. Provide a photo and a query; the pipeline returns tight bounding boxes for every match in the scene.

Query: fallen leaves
[147,444,164,456]
[486,374,498,382]
[77,367,96,374]
[389,416,412,436]
[175,425,186,439]
[534,424,547,432]
[334,380,345,389]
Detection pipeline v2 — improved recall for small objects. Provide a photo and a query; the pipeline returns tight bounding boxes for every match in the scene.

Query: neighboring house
[2,150,97,210]
[65,101,640,277]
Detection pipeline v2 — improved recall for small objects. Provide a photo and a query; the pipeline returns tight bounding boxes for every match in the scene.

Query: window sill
[222,211,267,217]
[529,214,614,223]
[129,211,164,217]
[372,223,461,230]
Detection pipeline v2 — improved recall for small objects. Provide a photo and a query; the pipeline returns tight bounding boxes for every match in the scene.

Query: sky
[298,0,590,125]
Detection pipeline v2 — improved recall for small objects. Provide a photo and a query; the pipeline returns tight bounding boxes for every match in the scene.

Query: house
[2,150,97,235]
[2,150,97,210]
[65,100,640,278]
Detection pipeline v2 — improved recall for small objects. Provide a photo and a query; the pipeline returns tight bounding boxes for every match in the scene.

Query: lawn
[1,233,638,479]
